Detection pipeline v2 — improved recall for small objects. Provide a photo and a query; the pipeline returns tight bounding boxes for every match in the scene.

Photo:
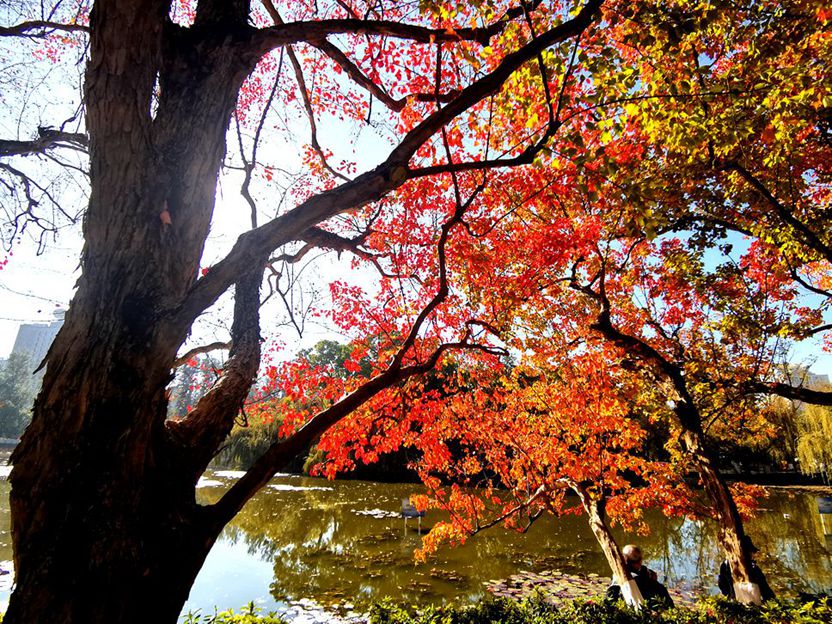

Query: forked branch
[174,0,604,334]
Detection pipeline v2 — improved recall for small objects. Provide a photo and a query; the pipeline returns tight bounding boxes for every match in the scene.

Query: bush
[181,603,286,624]
[368,594,832,624]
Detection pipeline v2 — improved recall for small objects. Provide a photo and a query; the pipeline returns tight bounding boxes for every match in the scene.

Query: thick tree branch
[569,266,702,431]
[252,0,553,56]
[785,260,832,300]
[252,18,492,51]
[173,0,604,334]
[166,271,262,479]
[253,0,548,51]
[745,381,832,406]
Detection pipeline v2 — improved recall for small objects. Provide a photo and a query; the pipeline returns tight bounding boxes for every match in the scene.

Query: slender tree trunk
[574,486,644,609]
[586,306,761,604]
[678,418,761,604]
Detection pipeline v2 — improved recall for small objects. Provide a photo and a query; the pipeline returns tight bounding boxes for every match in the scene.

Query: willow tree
[797,401,832,483]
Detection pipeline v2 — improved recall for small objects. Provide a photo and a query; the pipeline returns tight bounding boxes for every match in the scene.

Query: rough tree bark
[7,2,261,619]
[3,1,605,622]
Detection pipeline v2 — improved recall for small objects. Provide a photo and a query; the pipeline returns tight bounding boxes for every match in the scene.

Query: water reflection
[189,474,832,614]
[0,473,828,616]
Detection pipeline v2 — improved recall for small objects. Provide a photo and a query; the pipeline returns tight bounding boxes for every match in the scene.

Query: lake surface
[0,469,831,620]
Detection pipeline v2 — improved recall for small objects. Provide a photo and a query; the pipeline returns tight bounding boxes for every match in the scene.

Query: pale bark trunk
[679,421,760,603]
[574,487,644,610]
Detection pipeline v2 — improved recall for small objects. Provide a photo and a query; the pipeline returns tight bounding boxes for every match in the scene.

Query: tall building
[805,372,830,389]
[11,308,65,371]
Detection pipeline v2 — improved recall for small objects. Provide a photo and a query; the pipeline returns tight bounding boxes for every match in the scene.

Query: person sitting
[718,535,775,602]
[606,544,674,609]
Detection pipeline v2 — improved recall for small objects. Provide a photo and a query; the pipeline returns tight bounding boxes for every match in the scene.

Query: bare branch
[271,226,370,263]
[261,1,351,182]
[0,20,89,38]
[237,49,284,229]
[0,128,88,158]
[173,342,232,368]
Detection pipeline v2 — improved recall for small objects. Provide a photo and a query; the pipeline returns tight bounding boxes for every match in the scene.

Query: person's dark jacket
[606,565,674,608]
[718,560,775,602]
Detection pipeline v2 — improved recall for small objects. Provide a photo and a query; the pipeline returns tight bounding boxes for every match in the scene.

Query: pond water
[0,469,831,620]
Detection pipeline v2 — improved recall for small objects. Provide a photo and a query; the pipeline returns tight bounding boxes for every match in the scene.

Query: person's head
[741,535,760,557]
[622,544,643,572]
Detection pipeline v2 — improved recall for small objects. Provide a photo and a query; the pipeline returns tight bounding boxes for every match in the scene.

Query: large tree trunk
[6,2,259,622]
[4,286,231,623]
[6,450,219,622]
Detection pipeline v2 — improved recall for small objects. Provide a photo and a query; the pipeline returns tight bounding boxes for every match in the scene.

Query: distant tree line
[0,353,38,439]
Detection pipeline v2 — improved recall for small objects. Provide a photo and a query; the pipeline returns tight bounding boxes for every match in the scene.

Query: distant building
[805,372,830,389]
[11,308,65,371]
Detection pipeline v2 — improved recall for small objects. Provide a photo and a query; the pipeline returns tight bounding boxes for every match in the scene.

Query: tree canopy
[0,0,830,621]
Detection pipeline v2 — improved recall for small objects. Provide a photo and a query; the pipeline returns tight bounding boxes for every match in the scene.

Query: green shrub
[4,596,830,623]
[368,594,832,624]
[181,602,286,624]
